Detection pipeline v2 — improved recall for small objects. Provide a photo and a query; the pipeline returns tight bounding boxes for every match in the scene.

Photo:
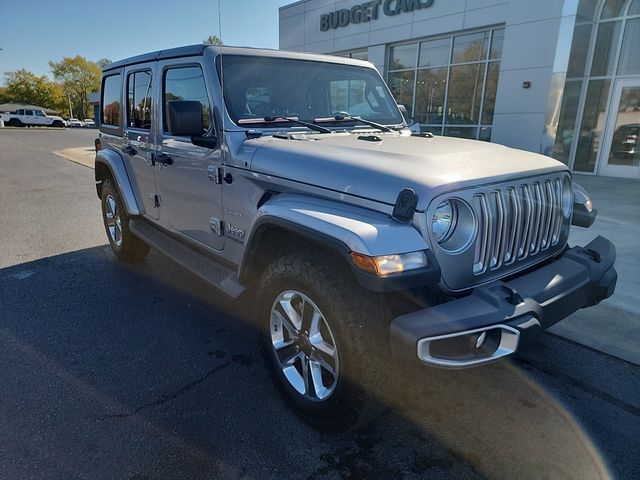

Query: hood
[249,133,568,211]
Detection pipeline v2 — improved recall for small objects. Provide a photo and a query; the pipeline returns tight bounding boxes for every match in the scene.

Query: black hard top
[103,44,208,71]
[103,44,372,72]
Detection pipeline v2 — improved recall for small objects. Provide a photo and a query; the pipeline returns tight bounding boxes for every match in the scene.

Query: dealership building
[279,0,640,178]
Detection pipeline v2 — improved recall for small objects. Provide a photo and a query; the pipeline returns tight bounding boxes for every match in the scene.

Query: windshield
[220,55,404,128]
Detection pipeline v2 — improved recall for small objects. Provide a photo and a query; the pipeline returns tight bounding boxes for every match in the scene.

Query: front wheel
[100,179,149,261]
[258,252,389,432]
[52,120,64,128]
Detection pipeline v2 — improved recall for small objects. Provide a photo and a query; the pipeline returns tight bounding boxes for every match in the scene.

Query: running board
[129,218,245,299]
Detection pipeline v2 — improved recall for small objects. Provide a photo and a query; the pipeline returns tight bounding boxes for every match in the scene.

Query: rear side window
[127,71,153,130]
[102,74,122,127]
[163,66,211,135]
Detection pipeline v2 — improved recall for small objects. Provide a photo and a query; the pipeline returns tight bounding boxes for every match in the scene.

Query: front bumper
[390,236,617,367]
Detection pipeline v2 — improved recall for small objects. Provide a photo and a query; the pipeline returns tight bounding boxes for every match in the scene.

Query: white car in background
[83,118,96,128]
[67,118,85,128]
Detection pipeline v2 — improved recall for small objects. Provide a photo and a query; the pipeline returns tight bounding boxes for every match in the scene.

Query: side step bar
[129,218,245,299]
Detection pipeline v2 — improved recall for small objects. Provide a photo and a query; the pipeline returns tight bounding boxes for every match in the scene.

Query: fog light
[350,251,428,276]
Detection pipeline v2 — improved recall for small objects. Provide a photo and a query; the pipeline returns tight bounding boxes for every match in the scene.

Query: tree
[1,69,67,113]
[204,35,224,46]
[96,58,112,69]
[49,55,101,119]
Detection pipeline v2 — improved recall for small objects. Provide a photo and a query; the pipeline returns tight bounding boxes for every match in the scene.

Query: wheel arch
[239,194,438,292]
[95,148,142,216]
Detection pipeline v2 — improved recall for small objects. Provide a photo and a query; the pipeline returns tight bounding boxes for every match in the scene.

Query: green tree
[203,34,224,46]
[49,55,101,119]
[96,58,112,69]
[1,69,66,113]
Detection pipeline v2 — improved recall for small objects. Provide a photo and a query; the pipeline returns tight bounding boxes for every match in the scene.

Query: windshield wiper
[237,116,332,134]
[314,114,393,133]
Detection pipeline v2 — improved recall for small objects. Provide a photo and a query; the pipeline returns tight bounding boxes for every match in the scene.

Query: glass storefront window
[482,62,500,124]
[618,18,640,75]
[574,80,611,172]
[489,29,505,60]
[390,44,417,70]
[630,0,640,15]
[388,28,503,141]
[591,21,623,76]
[387,70,415,114]
[414,67,447,124]
[601,0,629,18]
[419,38,451,68]
[567,24,593,78]
[446,64,485,124]
[444,126,478,139]
[553,81,584,164]
[452,31,490,64]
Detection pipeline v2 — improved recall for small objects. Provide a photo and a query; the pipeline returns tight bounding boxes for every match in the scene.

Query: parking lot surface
[1,128,639,479]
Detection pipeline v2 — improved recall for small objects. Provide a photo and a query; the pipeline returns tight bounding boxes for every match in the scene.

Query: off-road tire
[100,178,149,261]
[258,251,391,432]
[52,120,64,128]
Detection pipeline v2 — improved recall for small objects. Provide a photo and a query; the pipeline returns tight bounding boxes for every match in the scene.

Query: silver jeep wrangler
[95,45,617,430]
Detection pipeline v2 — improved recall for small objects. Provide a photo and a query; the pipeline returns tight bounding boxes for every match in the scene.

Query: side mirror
[397,104,409,123]
[167,100,204,137]
[572,183,597,228]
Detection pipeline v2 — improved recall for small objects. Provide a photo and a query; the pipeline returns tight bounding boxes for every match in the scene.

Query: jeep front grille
[424,172,572,292]
[472,177,567,275]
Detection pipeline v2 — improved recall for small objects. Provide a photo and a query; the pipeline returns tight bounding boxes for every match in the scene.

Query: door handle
[123,145,137,156]
[157,153,173,166]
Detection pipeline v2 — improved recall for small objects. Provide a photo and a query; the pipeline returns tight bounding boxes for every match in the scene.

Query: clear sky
[0,0,293,85]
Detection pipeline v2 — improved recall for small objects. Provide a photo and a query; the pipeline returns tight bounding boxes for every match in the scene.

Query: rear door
[155,59,224,251]
[123,63,159,219]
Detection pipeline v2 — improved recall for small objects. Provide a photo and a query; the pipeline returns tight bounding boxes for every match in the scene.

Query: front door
[155,60,224,251]
[598,79,640,178]
[123,64,159,219]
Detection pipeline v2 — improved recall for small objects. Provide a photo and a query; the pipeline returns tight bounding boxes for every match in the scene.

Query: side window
[35,110,45,117]
[102,74,122,127]
[25,110,34,116]
[163,66,211,135]
[127,71,153,130]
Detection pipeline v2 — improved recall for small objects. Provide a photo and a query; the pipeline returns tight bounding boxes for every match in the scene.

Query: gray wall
[279,0,576,156]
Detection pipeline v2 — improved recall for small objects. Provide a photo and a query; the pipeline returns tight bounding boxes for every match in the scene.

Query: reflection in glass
[607,86,640,166]
[577,0,600,20]
[568,24,594,78]
[618,18,640,75]
[600,0,629,18]
[482,62,500,125]
[446,64,485,124]
[444,126,478,139]
[390,44,417,70]
[419,38,451,68]
[388,71,416,116]
[452,31,490,64]
[164,67,211,134]
[630,0,640,15]
[553,81,584,164]
[591,21,622,76]
[414,67,447,124]
[479,127,492,142]
[490,29,505,60]
[349,50,368,61]
[574,80,611,172]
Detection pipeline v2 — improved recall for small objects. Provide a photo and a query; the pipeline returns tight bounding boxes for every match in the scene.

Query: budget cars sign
[320,0,434,31]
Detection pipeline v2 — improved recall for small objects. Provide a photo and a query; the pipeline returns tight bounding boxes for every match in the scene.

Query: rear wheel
[100,179,149,261]
[258,251,389,432]
[8,118,23,127]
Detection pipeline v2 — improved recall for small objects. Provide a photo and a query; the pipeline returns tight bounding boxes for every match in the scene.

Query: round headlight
[562,177,573,218]
[432,200,457,243]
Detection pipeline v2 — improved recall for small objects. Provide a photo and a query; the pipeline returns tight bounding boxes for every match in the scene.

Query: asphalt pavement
[1,128,639,480]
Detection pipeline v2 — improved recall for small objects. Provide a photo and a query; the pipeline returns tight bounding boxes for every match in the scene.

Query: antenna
[218,0,223,42]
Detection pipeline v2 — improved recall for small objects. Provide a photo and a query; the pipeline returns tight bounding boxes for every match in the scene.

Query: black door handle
[123,145,137,156]
[157,153,173,166]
